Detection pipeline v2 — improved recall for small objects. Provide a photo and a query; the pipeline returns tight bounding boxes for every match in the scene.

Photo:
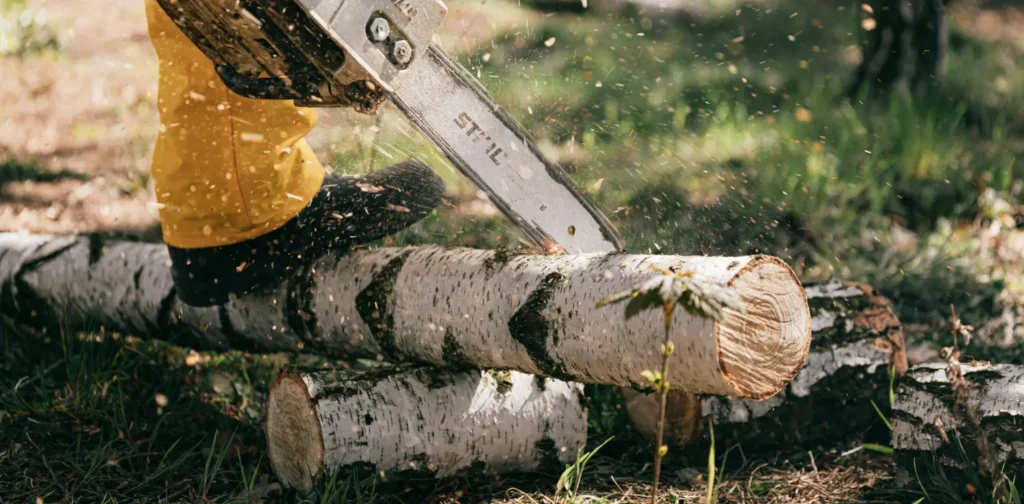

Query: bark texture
[848,0,948,96]
[266,368,586,493]
[892,362,1024,495]
[0,232,811,398]
[622,280,907,450]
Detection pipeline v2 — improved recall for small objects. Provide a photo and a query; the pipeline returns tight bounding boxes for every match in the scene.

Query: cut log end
[717,256,811,399]
[266,374,324,494]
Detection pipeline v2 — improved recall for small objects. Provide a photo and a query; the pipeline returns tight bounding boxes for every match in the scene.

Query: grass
[0,0,60,58]
[5,0,1024,501]
[0,155,88,186]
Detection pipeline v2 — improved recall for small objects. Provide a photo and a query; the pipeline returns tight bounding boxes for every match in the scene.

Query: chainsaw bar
[156,0,623,254]
[387,46,622,253]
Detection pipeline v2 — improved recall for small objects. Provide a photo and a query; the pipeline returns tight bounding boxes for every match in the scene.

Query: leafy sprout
[596,265,743,322]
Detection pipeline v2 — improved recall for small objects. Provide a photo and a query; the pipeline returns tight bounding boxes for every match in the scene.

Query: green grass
[0,0,60,58]
[0,156,88,186]
[6,0,1024,500]
[376,0,1024,337]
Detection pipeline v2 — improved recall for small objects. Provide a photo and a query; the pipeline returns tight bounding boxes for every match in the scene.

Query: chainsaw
[156,0,622,254]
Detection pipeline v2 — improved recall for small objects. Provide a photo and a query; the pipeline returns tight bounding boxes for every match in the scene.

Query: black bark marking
[87,233,105,265]
[355,252,410,358]
[2,239,77,329]
[156,287,180,341]
[413,367,457,391]
[218,305,262,354]
[508,272,573,380]
[286,263,320,350]
[534,437,564,473]
[442,328,474,370]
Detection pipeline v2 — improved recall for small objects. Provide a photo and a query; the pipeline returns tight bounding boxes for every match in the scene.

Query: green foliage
[595,266,742,322]
[555,437,613,503]
[0,155,87,186]
[706,420,717,504]
[0,0,60,58]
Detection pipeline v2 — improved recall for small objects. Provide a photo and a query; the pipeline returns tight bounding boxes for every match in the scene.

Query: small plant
[706,419,716,504]
[198,430,236,501]
[555,437,613,503]
[597,265,741,504]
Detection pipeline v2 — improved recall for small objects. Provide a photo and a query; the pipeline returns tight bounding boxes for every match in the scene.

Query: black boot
[167,160,444,307]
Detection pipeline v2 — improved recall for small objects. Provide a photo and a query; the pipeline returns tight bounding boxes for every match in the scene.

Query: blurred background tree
[849,0,949,96]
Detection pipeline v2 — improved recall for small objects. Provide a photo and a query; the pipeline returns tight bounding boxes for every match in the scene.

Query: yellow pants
[145,0,325,249]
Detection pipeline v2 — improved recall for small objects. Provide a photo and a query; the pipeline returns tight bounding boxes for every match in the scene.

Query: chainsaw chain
[155,0,386,115]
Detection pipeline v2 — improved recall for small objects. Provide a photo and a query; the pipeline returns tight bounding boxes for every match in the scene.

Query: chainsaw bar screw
[368,17,390,42]
[392,40,413,65]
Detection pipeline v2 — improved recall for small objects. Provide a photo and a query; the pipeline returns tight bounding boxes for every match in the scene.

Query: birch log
[621,280,907,450]
[266,368,586,493]
[892,362,1024,493]
[0,232,810,397]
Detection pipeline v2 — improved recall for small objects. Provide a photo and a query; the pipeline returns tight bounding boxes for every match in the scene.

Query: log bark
[265,368,586,493]
[892,362,1024,497]
[0,232,810,398]
[621,280,907,450]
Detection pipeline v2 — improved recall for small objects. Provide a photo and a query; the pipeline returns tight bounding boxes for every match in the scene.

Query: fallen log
[0,232,810,398]
[892,362,1024,497]
[266,368,585,493]
[621,280,907,450]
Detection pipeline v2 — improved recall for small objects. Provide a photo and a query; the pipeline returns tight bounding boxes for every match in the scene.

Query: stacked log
[622,281,907,450]
[892,362,1024,498]
[266,368,586,493]
[0,231,812,487]
[0,232,811,397]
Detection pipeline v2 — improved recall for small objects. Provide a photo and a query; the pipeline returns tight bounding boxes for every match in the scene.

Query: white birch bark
[265,368,586,493]
[0,232,810,397]
[892,362,1024,492]
[621,280,907,449]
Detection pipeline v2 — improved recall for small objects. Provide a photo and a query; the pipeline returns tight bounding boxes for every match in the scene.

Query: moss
[412,367,457,391]
[508,272,573,380]
[488,370,514,393]
[442,329,475,370]
[626,378,652,394]
[483,246,518,277]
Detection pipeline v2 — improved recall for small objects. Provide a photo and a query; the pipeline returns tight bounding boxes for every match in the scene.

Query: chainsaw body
[157,0,624,254]
[157,0,445,112]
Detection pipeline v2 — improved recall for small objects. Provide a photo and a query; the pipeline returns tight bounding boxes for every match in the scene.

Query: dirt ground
[0,0,536,239]
[5,0,1024,502]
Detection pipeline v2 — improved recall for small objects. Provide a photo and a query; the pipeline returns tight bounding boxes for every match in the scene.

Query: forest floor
[4,0,1024,501]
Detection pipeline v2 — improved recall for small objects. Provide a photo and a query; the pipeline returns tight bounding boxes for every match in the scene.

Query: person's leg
[146,0,444,307]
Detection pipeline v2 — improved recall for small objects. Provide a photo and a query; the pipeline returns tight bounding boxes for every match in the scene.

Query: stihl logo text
[455,112,507,166]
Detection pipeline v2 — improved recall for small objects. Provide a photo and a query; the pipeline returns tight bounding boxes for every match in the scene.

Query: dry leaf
[794,107,813,123]
[542,237,565,255]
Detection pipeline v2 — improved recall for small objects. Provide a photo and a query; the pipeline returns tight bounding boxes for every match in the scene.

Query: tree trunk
[621,280,907,450]
[848,0,948,97]
[266,368,585,493]
[0,232,810,398]
[892,362,1024,498]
